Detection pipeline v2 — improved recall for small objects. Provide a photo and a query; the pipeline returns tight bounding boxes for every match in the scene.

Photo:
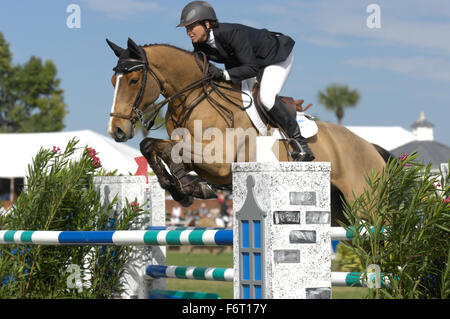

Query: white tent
[346,126,415,151]
[0,130,146,178]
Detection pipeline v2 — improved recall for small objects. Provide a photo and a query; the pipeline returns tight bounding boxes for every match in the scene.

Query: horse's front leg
[139,137,173,190]
[140,137,194,206]
[157,138,217,199]
[142,136,218,200]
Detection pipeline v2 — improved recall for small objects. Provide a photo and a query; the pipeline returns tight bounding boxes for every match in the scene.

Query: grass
[166,248,234,298]
[165,248,368,299]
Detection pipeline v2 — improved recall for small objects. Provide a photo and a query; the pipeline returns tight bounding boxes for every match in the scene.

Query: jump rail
[0,226,384,246]
[0,229,232,246]
[145,265,389,288]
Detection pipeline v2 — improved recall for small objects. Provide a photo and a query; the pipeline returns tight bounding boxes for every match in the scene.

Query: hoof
[179,195,194,207]
[193,182,218,199]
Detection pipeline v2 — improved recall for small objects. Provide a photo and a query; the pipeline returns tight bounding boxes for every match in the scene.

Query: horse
[105,38,389,226]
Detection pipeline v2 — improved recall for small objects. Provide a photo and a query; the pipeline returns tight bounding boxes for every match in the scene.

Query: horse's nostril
[114,127,126,141]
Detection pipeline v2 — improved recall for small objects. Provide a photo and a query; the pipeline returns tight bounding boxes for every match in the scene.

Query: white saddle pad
[296,112,318,138]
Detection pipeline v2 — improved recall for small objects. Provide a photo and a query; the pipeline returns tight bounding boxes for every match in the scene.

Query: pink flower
[92,156,102,168]
[131,201,140,211]
[86,147,101,168]
[398,153,407,161]
[87,147,97,157]
[434,182,441,188]
[52,146,61,153]
[444,197,450,204]
[398,153,411,167]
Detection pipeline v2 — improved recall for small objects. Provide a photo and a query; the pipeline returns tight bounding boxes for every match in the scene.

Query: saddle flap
[251,83,300,126]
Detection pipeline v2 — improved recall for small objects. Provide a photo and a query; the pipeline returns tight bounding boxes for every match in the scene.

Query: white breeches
[259,51,294,111]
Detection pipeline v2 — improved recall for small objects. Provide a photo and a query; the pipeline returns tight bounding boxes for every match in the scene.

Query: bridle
[110,46,253,130]
[110,46,164,128]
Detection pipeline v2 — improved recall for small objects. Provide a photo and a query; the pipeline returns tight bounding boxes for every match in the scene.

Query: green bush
[341,153,449,299]
[0,139,143,298]
[335,243,363,272]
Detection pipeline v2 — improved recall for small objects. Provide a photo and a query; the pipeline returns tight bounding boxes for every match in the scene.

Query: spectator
[199,202,209,217]
[170,204,182,224]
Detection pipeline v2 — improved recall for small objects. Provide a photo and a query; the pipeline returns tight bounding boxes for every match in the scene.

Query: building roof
[411,112,434,129]
[346,126,415,151]
[0,130,143,178]
[391,140,450,169]
[347,112,449,169]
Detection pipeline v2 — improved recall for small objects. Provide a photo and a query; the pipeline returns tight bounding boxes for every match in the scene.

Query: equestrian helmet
[177,1,217,27]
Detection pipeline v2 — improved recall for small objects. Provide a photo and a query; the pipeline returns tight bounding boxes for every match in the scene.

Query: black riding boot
[267,95,315,161]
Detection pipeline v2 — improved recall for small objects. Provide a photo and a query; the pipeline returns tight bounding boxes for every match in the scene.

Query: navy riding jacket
[193,23,295,84]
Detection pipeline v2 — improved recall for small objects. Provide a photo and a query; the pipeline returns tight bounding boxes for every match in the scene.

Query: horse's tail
[372,143,395,163]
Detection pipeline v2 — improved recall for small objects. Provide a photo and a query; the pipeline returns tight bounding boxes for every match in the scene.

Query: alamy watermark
[66,4,81,29]
[170,120,263,164]
[65,4,380,31]
[66,263,83,292]
[366,4,381,29]
[366,264,383,288]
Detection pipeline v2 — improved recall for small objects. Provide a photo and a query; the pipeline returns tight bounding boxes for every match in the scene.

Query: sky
[1,0,449,152]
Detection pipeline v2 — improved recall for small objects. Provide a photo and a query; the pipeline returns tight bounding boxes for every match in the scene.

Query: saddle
[251,83,312,128]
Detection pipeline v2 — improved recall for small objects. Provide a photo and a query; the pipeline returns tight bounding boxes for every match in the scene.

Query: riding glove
[207,64,224,80]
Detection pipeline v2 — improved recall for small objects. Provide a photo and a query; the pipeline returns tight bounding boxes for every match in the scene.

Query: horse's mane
[141,43,195,56]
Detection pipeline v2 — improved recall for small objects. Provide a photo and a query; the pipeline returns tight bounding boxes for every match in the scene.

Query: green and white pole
[146,265,234,282]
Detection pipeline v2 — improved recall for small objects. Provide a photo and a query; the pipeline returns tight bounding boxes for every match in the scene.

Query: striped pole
[0,229,232,246]
[0,227,382,244]
[332,272,390,287]
[145,267,389,288]
[146,265,234,282]
[331,226,386,241]
[149,289,220,299]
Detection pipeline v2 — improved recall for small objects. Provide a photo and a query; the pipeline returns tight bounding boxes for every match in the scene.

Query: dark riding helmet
[177,1,217,27]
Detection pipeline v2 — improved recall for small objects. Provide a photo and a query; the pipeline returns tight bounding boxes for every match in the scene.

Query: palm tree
[317,84,360,125]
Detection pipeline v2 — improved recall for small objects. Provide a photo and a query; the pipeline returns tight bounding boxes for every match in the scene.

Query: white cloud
[346,56,450,82]
[311,0,450,56]
[82,0,162,20]
[255,0,450,56]
[300,35,347,48]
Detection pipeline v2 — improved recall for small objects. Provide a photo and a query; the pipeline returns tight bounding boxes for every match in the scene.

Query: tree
[0,32,67,132]
[317,84,360,125]
[0,32,14,130]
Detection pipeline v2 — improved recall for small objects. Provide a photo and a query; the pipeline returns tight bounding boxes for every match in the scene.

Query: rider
[177,1,315,161]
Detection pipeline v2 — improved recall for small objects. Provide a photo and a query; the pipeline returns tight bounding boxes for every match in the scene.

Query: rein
[110,47,252,130]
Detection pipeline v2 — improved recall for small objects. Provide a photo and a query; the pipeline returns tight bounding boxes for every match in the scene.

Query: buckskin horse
[106,38,390,226]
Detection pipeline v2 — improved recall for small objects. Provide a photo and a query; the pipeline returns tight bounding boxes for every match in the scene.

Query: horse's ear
[127,37,142,59]
[106,38,125,58]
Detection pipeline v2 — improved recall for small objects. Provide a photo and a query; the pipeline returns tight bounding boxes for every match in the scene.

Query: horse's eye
[129,78,139,85]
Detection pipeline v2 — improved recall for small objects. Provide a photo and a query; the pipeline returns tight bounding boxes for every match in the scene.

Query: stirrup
[287,138,306,161]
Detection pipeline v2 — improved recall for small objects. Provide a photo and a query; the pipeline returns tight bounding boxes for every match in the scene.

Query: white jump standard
[232,162,332,299]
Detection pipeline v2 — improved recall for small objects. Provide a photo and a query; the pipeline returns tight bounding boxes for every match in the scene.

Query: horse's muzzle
[112,126,130,142]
